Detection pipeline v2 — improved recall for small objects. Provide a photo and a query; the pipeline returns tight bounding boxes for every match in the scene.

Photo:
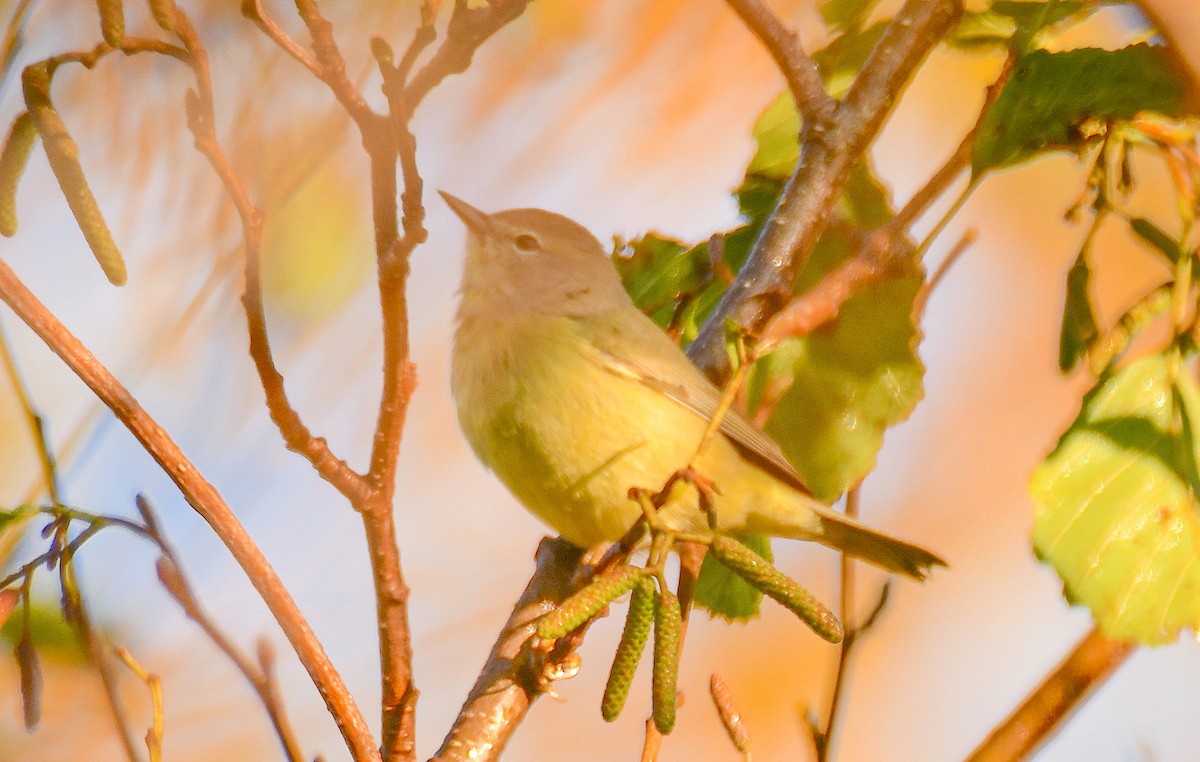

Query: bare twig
[640,716,665,762]
[115,647,164,762]
[966,628,1135,762]
[433,538,584,762]
[915,229,976,314]
[691,0,963,380]
[143,494,306,762]
[724,0,836,127]
[0,258,379,761]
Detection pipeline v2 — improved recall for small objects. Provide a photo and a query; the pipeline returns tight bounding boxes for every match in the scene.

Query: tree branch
[432,539,584,762]
[966,627,1135,762]
[724,0,836,126]
[0,258,380,762]
[690,0,963,380]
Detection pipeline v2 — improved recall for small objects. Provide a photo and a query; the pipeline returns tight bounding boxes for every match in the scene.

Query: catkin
[22,64,127,286]
[536,565,641,641]
[97,0,125,47]
[709,536,843,643]
[601,576,656,721]
[651,590,681,734]
[0,112,38,237]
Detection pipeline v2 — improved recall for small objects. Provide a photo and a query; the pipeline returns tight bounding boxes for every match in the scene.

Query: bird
[443,191,943,586]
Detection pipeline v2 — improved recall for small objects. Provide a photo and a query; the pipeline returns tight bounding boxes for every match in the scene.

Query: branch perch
[966,627,1135,762]
[690,0,963,380]
[0,258,379,762]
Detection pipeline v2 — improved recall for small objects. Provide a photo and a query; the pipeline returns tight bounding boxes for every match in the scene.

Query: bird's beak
[440,191,491,235]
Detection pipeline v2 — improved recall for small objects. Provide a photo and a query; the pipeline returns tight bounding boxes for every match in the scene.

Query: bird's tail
[814,511,945,580]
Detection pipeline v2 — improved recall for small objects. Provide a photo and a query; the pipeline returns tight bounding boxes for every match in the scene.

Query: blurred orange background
[0,1,1198,760]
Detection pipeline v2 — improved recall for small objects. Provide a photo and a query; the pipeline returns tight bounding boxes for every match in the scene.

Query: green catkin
[22,64,127,286]
[97,0,125,47]
[709,536,843,643]
[651,590,681,735]
[601,576,656,722]
[0,112,39,237]
[536,565,641,640]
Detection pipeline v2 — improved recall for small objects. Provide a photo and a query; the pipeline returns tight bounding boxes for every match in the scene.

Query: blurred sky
[0,1,1199,760]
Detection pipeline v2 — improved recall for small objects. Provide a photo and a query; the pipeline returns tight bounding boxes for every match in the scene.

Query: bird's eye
[513,234,540,253]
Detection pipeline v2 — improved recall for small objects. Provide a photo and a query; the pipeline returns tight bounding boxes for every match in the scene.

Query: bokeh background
[0,0,1198,759]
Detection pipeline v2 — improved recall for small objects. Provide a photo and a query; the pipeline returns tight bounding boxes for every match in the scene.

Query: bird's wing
[578,309,814,496]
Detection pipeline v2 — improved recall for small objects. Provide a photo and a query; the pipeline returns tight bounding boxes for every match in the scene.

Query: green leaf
[694,533,770,619]
[745,91,800,180]
[0,599,83,663]
[973,44,1194,175]
[948,0,1102,52]
[745,171,920,501]
[624,91,921,504]
[1059,250,1100,373]
[753,260,924,501]
[814,21,889,100]
[613,231,752,345]
[1031,354,1200,645]
[819,0,881,33]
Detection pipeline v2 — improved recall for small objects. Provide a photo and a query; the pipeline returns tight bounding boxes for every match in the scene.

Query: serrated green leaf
[974,44,1193,175]
[753,262,924,501]
[624,91,919,504]
[1031,354,1200,645]
[612,230,752,344]
[694,533,769,619]
[1059,250,1100,373]
[819,0,881,34]
[745,172,920,502]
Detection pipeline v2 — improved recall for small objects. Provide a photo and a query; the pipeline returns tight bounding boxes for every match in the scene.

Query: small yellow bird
[444,192,943,581]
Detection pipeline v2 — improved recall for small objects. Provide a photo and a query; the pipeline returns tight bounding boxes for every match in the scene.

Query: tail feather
[815,512,946,580]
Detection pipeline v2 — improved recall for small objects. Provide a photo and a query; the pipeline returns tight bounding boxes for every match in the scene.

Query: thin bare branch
[690,0,963,380]
[966,628,1135,762]
[0,258,379,762]
[143,494,306,762]
[242,0,322,78]
[724,0,835,126]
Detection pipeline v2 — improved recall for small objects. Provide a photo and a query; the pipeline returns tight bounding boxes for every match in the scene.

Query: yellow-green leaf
[1032,354,1200,645]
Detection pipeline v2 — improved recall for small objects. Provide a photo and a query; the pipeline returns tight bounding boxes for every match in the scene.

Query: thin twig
[115,647,164,762]
[724,0,836,127]
[817,487,858,760]
[0,318,61,504]
[966,627,1135,761]
[141,495,307,762]
[242,0,322,78]
[62,557,144,762]
[914,228,977,315]
[0,258,379,762]
[690,0,963,381]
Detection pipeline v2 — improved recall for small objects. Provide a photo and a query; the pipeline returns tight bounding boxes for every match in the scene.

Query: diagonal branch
[690,0,963,380]
[0,258,380,762]
[432,539,584,762]
[724,0,836,126]
[966,627,1135,761]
